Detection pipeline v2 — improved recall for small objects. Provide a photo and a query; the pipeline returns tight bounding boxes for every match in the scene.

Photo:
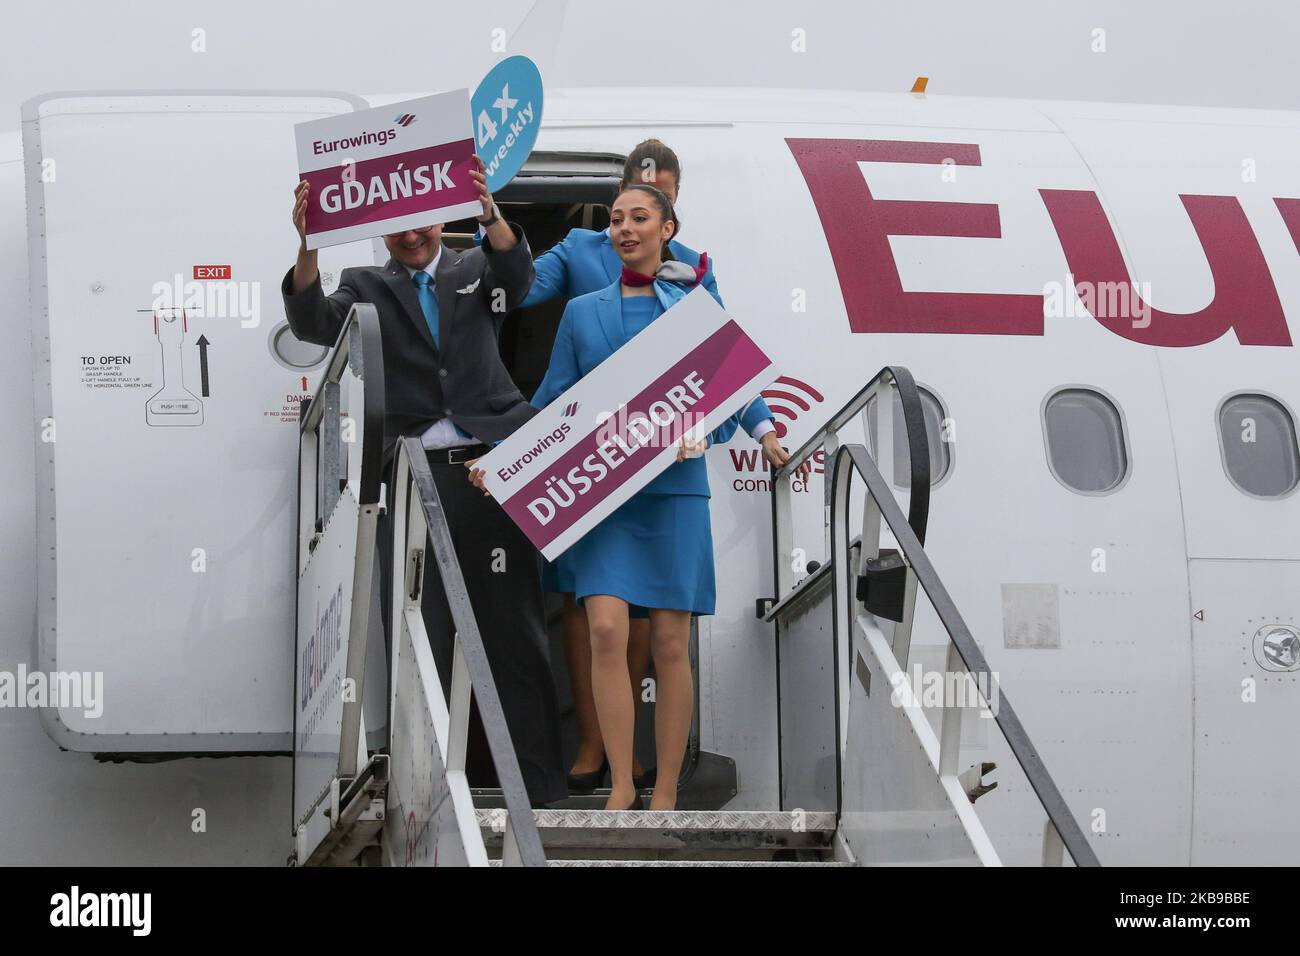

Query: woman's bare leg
[647,608,692,811]
[567,595,646,778]
[585,595,636,809]
[626,617,652,779]
[562,594,605,774]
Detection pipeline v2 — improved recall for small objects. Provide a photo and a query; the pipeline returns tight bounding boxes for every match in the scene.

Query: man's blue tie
[411,270,440,349]
[412,269,474,443]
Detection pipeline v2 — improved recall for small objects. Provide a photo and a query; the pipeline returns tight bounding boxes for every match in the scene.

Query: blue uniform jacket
[522,227,772,436]
[530,281,749,497]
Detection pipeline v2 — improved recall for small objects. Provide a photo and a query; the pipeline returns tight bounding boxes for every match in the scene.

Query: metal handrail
[776,366,930,532]
[767,366,930,620]
[395,436,547,867]
[299,304,386,509]
[766,365,1100,867]
[828,442,1099,866]
[294,303,386,859]
[296,304,543,865]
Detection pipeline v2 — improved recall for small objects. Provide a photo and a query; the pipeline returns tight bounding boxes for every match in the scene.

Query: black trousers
[378,453,567,806]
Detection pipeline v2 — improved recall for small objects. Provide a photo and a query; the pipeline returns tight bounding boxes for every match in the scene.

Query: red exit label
[192,265,231,280]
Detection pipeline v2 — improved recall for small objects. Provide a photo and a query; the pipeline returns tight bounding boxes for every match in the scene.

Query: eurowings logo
[394,113,417,127]
[787,136,1295,347]
[562,402,580,418]
[760,376,825,439]
[495,421,574,482]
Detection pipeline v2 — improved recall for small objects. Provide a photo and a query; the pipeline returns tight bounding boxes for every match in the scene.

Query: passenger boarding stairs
[292,306,1100,867]
[477,809,843,866]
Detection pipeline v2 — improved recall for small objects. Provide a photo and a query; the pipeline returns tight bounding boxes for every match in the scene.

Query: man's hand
[469,155,494,220]
[470,155,517,252]
[293,180,310,247]
[291,180,319,294]
[761,431,813,477]
[465,459,492,497]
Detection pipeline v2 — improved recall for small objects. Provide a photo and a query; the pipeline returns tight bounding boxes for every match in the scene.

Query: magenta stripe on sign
[303,139,478,233]
[502,320,770,550]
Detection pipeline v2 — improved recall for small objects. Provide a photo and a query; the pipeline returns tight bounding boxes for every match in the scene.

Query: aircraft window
[1217,394,1300,498]
[865,385,951,487]
[1042,388,1127,494]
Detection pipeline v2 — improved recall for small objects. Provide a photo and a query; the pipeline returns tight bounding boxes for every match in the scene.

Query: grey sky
[4,0,1297,127]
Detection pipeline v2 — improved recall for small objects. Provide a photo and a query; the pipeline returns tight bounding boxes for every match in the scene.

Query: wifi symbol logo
[761,376,825,439]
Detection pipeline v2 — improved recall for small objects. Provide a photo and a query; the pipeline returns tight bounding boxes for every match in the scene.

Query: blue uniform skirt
[545,491,716,617]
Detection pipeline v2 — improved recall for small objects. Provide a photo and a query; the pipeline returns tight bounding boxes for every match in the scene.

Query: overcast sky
[4,0,1299,126]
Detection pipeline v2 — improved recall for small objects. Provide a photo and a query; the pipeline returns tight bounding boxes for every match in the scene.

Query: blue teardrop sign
[471,56,544,193]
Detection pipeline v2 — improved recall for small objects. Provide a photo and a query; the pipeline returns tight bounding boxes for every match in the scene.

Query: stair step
[490,858,851,867]
[477,808,837,852]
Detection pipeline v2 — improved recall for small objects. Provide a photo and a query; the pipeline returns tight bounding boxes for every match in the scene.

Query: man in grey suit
[283,157,567,806]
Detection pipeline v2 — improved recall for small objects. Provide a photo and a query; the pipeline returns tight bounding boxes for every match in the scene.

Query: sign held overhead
[295,89,481,249]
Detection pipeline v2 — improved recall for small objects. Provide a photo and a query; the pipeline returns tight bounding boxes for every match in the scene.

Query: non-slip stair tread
[476,809,837,831]
[489,859,851,867]
[478,808,838,852]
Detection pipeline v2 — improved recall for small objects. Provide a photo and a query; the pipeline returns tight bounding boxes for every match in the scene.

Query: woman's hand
[465,460,492,497]
[761,432,813,477]
[676,435,709,462]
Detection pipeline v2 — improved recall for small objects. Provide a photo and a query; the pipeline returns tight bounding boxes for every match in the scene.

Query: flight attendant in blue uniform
[519,141,792,796]
[506,183,777,811]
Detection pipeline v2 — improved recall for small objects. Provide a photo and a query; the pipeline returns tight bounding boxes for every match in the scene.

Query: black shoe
[633,766,657,790]
[567,758,609,794]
